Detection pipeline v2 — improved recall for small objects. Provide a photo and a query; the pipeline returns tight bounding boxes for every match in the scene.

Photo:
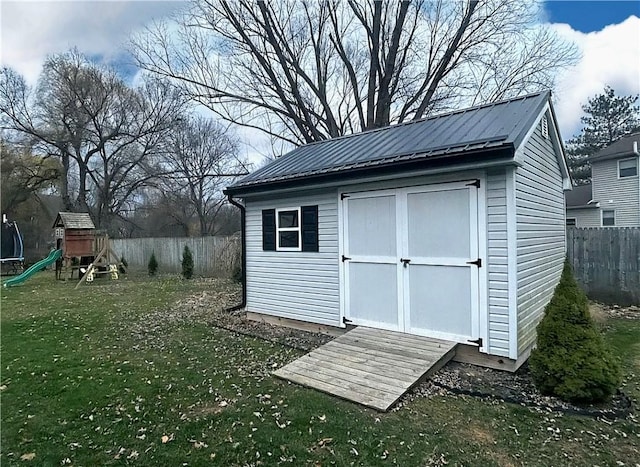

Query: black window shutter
[262,209,276,251]
[301,205,319,252]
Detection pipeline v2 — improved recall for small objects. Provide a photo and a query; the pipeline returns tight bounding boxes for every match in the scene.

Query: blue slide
[3,249,62,287]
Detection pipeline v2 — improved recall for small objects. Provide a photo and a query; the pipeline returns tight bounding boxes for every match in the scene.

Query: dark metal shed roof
[590,132,640,162]
[53,212,95,230]
[227,91,551,194]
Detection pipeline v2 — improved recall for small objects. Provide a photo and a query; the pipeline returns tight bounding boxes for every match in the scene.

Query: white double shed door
[341,180,481,344]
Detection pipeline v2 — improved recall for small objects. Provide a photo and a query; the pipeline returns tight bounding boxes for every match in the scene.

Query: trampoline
[1,217,25,275]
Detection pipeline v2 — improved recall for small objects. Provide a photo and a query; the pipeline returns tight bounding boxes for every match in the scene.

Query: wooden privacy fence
[567,227,640,305]
[111,235,240,277]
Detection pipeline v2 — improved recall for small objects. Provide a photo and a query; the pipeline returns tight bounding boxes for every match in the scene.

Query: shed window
[602,210,615,227]
[277,208,301,250]
[566,218,576,227]
[262,206,318,252]
[619,158,638,178]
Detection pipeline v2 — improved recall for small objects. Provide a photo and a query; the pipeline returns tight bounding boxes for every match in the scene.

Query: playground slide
[3,249,63,288]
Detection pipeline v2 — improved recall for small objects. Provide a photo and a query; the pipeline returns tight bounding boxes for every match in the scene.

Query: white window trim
[276,207,302,251]
[566,218,577,227]
[618,157,638,179]
[601,209,616,227]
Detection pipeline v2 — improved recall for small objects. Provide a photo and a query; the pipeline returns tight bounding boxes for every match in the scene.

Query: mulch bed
[396,362,635,419]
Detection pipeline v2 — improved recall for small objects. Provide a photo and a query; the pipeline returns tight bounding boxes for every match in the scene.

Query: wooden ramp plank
[336,334,451,360]
[273,326,457,411]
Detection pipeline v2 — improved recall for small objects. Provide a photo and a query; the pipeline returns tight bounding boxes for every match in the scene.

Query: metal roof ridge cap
[510,91,551,147]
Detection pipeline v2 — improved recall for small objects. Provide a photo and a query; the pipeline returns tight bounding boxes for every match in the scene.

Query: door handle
[400,258,411,267]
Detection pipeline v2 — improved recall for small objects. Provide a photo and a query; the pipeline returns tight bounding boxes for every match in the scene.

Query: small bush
[181,245,194,279]
[148,252,158,276]
[119,257,128,274]
[529,260,621,404]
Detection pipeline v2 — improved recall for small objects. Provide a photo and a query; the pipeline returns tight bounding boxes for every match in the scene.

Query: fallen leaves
[317,438,333,447]
[19,452,36,461]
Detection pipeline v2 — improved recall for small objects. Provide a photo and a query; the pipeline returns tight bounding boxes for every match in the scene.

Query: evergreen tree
[529,261,621,403]
[118,256,128,274]
[148,252,158,276]
[565,86,640,185]
[181,245,194,279]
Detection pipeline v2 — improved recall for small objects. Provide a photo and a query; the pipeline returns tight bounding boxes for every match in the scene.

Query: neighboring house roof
[53,212,95,229]
[227,91,555,194]
[565,184,598,209]
[590,132,640,162]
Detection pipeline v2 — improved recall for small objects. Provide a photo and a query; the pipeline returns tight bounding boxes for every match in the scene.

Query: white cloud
[2,1,637,156]
[0,0,186,84]
[550,16,640,140]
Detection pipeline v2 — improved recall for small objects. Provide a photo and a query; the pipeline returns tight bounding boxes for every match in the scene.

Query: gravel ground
[130,280,637,418]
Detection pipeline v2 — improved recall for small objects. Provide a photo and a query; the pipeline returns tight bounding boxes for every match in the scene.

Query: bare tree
[161,115,247,236]
[0,138,61,215]
[119,190,194,238]
[0,51,186,231]
[132,0,578,145]
[88,77,186,230]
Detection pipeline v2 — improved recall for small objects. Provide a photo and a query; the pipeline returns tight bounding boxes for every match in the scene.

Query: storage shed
[225,91,571,370]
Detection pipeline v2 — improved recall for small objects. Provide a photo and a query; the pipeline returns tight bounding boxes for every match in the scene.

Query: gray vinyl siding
[244,190,340,326]
[592,157,640,226]
[515,120,566,354]
[566,207,600,227]
[486,169,510,357]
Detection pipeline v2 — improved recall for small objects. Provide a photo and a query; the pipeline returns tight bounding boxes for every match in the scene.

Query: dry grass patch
[589,302,608,325]
[465,423,496,445]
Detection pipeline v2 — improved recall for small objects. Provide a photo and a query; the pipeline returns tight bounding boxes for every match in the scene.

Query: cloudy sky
[1,0,639,157]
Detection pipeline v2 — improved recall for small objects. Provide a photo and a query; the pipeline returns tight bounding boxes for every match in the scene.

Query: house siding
[244,190,340,326]
[592,157,640,226]
[486,170,511,357]
[515,120,566,354]
[566,207,600,227]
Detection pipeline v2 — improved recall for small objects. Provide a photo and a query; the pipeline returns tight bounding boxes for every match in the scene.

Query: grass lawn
[1,273,639,466]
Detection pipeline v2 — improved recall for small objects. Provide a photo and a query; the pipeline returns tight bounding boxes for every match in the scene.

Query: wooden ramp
[273,326,457,411]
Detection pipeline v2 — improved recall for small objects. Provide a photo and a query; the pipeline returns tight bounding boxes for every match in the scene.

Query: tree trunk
[60,153,73,211]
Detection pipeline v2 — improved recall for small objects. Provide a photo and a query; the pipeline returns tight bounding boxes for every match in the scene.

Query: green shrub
[529,260,621,404]
[181,245,194,279]
[119,257,128,274]
[148,252,158,276]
